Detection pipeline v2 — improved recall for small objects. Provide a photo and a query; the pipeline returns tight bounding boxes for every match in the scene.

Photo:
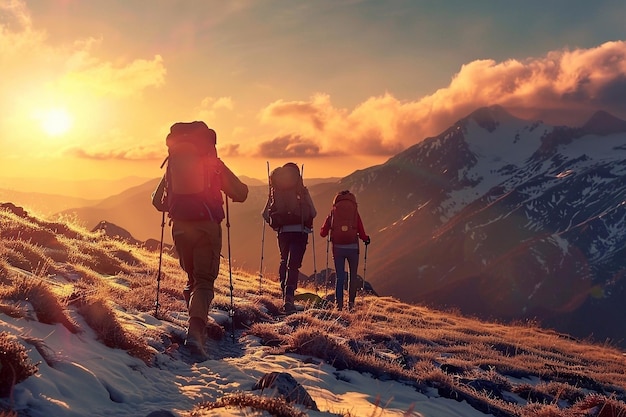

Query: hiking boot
[282,302,297,314]
[185,317,208,359]
[184,337,208,360]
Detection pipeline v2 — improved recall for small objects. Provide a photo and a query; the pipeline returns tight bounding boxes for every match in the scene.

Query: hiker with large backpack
[320,190,370,311]
[152,121,248,358]
[262,162,317,314]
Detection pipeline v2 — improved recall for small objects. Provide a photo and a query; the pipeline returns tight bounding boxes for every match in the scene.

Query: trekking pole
[154,211,166,318]
[300,163,318,293]
[324,235,330,297]
[259,161,270,295]
[259,221,265,295]
[361,242,369,305]
[225,197,235,343]
[311,223,318,294]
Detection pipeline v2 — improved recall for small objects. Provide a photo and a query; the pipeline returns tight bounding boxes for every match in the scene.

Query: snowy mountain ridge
[341,105,626,346]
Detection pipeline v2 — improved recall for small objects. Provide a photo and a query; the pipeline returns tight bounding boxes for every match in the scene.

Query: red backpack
[163,121,224,222]
[330,190,358,244]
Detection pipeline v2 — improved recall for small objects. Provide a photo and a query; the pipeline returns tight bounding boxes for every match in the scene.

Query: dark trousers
[278,232,308,303]
[172,220,222,324]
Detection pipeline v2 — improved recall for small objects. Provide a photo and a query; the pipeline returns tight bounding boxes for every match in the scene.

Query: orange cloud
[256,41,626,158]
[59,52,166,98]
[257,135,323,158]
[219,143,240,157]
[423,40,626,126]
[258,93,405,156]
[65,145,163,161]
[196,96,235,126]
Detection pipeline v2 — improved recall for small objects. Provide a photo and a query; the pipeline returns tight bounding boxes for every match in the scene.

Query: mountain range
[6,105,626,348]
[338,105,626,346]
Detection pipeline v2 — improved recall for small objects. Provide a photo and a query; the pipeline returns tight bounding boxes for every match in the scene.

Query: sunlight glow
[39,107,73,137]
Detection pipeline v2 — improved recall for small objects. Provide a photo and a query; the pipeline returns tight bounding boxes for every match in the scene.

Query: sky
[1,0,626,187]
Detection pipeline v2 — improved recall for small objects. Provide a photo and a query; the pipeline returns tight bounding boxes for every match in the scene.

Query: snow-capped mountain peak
[341,106,626,347]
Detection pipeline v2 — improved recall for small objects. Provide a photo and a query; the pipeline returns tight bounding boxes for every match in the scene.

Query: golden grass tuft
[0,275,80,334]
[76,296,153,364]
[0,332,38,398]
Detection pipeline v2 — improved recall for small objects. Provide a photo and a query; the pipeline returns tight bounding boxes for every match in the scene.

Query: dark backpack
[267,163,312,230]
[330,190,358,244]
[163,121,224,221]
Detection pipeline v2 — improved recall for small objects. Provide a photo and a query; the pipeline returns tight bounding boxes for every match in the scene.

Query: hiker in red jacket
[320,190,370,311]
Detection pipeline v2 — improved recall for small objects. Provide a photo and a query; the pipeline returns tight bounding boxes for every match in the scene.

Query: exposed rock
[0,202,27,218]
[143,238,175,255]
[145,411,177,417]
[252,371,318,411]
[91,220,139,244]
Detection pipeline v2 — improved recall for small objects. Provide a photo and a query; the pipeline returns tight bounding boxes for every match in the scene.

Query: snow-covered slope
[341,105,626,346]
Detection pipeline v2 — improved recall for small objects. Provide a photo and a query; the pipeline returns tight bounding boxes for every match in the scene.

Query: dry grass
[0,275,80,334]
[0,206,181,366]
[0,332,38,398]
[1,204,626,417]
[75,296,153,364]
[244,298,626,417]
[191,392,308,417]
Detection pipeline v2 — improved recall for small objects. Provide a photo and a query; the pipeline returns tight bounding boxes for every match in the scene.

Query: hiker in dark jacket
[320,190,369,311]
[153,123,248,357]
[262,162,317,314]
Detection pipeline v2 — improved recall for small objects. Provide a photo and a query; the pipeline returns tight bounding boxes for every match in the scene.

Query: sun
[40,107,73,137]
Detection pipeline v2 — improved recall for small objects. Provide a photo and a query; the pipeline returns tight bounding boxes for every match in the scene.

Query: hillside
[1,203,626,417]
[43,106,626,351]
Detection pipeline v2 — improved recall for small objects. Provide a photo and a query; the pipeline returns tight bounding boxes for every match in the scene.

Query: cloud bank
[256,41,626,158]
[65,145,163,161]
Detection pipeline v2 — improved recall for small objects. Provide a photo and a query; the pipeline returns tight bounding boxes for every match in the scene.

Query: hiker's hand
[364,237,371,245]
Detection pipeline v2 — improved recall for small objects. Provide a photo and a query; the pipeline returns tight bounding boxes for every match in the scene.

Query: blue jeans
[333,246,359,308]
[278,232,309,303]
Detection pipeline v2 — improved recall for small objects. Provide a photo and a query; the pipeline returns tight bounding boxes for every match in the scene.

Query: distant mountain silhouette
[56,175,344,265]
[582,109,626,136]
[238,176,265,187]
[0,188,98,215]
[0,176,151,200]
[57,179,167,243]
